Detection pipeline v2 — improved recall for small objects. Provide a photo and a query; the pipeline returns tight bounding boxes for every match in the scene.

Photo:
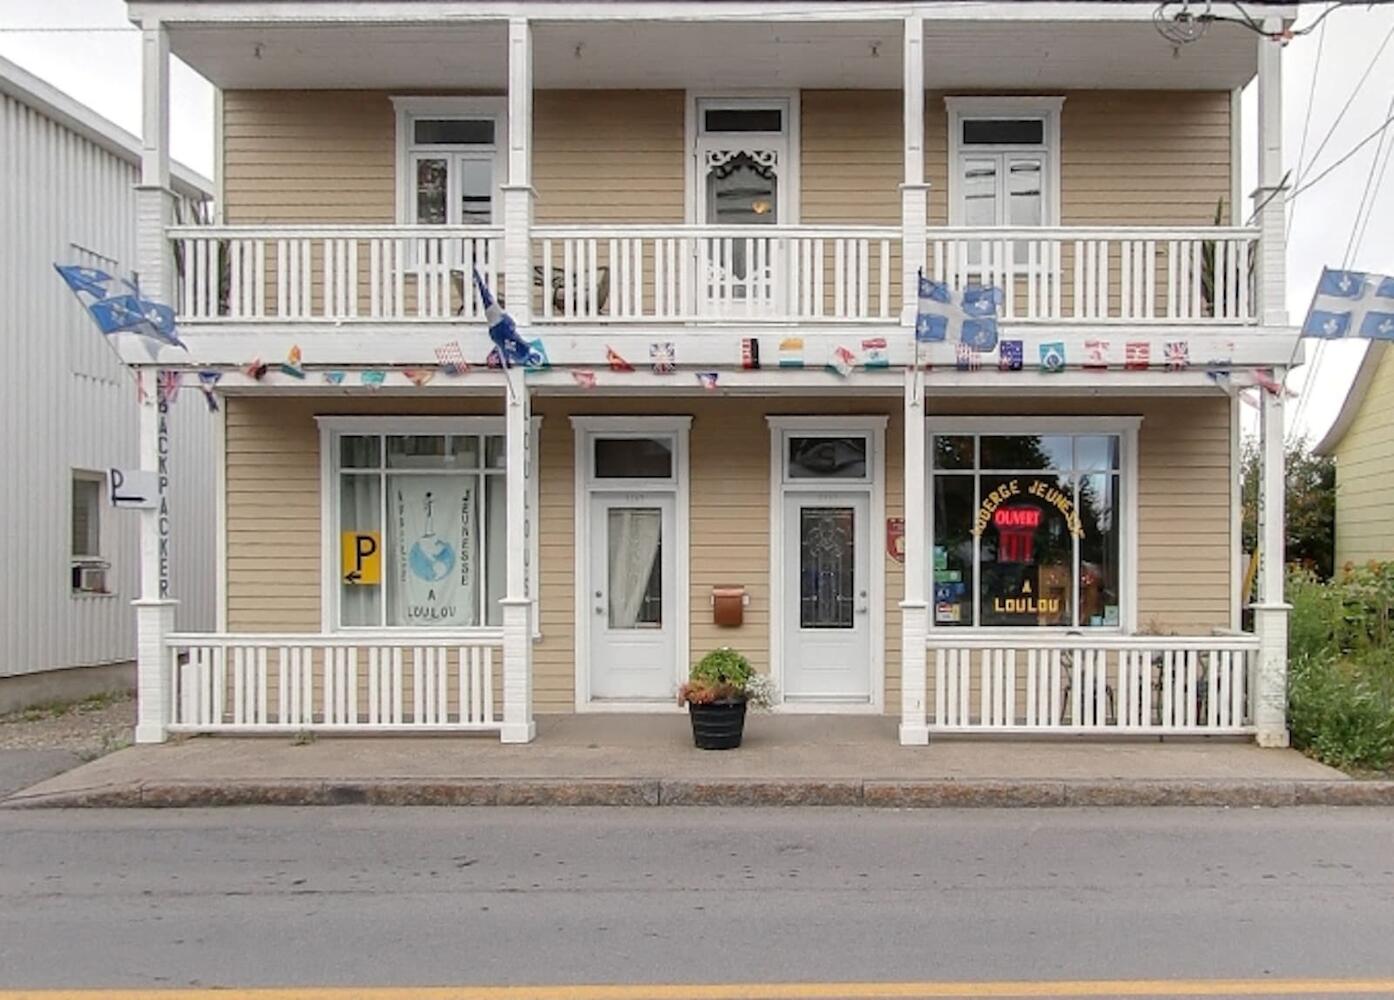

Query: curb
[5,777,1394,809]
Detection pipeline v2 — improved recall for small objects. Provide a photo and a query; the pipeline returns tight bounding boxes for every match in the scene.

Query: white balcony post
[1252,372,1290,747]
[501,16,534,322]
[900,12,929,324]
[900,368,930,745]
[500,369,536,743]
[1253,21,1288,327]
[134,18,176,745]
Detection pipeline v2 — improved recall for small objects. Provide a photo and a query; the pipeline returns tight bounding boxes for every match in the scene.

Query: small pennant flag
[1125,341,1151,370]
[242,358,268,381]
[571,369,598,389]
[524,338,550,371]
[695,371,719,392]
[650,342,675,374]
[741,338,761,370]
[157,370,181,404]
[998,340,1023,371]
[778,337,804,369]
[955,343,981,372]
[1039,342,1066,374]
[197,371,221,412]
[1249,368,1288,396]
[323,371,346,386]
[280,345,305,379]
[1083,339,1110,370]
[1164,341,1190,371]
[435,341,468,376]
[827,345,857,378]
[360,370,386,389]
[135,369,148,404]
[606,346,634,372]
[404,368,435,387]
[486,348,504,369]
[861,337,889,369]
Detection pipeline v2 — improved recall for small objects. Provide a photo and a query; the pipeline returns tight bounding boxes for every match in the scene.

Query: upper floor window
[393,97,506,227]
[946,97,1063,230]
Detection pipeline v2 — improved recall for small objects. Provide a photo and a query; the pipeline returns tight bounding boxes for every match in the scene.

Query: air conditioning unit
[71,560,110,594]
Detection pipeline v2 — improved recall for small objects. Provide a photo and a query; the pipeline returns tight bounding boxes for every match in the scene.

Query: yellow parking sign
[341,531,381,585]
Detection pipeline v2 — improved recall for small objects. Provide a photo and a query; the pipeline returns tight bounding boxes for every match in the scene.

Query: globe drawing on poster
[391,476,476,626]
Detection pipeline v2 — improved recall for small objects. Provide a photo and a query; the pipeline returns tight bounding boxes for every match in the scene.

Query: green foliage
[679,648,775,708]
[1286,565,1394,773]
[1241,436,1336,581]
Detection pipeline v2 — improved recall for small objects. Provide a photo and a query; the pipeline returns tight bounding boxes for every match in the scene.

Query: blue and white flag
[915,272,1003,351]
[1302,268,1394,340]
[54,264,185,355]
[473,268,544,368]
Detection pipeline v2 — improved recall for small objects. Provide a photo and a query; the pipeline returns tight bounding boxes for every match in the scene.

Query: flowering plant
[677,647,776,708]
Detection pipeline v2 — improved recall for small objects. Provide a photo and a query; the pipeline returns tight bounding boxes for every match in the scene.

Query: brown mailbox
[711,586,747,627]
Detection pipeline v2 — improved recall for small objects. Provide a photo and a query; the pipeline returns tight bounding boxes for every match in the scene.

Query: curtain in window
[607,509,662,629]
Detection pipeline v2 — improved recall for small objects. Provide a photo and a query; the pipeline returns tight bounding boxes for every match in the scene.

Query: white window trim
[685,91,801,225]
[924,415,1140,635]
[392,96,508,227]
[570,416,692,713]
[316,415,540,636]
[945,96,1063,229]
[767,416,887,715]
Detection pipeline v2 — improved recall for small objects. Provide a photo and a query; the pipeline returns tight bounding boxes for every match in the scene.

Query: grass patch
[1,691,129,726]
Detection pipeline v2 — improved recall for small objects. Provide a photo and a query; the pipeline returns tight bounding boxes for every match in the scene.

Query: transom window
[590,435,677,482]
[930,424,1132,630]
[333,427,506,629]
[394,98,505,227]
[947,97,1062,232]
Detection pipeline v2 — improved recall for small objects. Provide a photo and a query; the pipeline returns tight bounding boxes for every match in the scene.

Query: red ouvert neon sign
[994,505,1040,562]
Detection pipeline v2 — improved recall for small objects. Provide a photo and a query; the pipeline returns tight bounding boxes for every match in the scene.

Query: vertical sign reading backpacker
[391,476,477,625]
[157,393,171,598]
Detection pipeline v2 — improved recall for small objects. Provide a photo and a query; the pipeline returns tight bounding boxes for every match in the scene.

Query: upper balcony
[129,1,1297,371]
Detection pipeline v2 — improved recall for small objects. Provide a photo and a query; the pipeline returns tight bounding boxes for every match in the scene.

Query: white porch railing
[165,632,504,733]
[531,225,900,323]
[924,635,1259,735]
[170,225,502,322]
[926,226,1260,324]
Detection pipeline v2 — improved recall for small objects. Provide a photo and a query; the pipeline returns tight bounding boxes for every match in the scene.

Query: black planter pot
[687,698,748,750]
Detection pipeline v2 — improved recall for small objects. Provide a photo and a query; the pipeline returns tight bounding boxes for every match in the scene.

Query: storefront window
[931,430,1123,629]
[335,430,506,628]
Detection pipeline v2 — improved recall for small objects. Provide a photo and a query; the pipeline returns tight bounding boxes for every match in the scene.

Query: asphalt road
[0,807,1391,996]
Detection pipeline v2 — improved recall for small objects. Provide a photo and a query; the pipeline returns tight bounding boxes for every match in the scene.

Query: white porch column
[1252,372,1290,747]
[900,368,930,745]
[501,16,534,322]
[500,369,536,743]
[900,13,929,324]
[134,19,176,745]
[1254,21,1288,327]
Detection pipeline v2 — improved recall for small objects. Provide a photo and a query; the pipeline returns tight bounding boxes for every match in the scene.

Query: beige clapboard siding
[222,392,1229,714]
[222,89,1231,229]
[1334,346,1394,565]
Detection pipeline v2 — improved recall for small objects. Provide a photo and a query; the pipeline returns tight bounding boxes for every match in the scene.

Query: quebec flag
[915,272,1003,351]
[1301,268,1394,341]
[473,268,544,368]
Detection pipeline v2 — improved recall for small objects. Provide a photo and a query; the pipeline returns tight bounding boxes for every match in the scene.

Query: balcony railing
[926,226,1260,324]
[165,632,504,733]
[171,225,502,322]
[921,634,1259,735]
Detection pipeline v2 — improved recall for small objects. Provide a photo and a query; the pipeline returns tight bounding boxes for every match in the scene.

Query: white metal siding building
[0,55,215,696]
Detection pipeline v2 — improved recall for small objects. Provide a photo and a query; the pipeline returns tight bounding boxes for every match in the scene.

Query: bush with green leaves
[1286,564,1394,773]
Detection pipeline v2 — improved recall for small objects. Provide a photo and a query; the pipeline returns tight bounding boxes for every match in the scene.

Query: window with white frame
[71,470,109,594]
[946,97,1062,231]
[929,423,1132,630]
[394,98,505,227]
[331,425,511,629]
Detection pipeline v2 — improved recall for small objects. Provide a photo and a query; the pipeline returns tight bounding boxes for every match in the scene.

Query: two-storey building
[120,0,1298,747]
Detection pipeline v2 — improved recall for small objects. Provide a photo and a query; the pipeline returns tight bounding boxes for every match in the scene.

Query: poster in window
[390,475,477,626]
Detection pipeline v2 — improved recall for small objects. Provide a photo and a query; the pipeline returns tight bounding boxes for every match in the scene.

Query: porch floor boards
[8,714,1341,805]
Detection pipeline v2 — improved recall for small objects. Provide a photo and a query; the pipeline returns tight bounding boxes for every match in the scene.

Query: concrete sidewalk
[5,714,1389,808]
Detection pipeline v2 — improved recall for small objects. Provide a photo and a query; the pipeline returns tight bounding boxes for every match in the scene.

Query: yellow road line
[3,979,1394,999]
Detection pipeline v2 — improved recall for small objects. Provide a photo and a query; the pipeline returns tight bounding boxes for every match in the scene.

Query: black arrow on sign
[344,570,362,584]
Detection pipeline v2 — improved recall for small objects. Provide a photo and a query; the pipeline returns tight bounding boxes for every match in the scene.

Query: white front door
[587,493,677,701]
[782,492,872,703]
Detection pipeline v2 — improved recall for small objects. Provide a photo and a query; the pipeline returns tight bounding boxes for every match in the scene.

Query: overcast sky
[2,0,1391,445]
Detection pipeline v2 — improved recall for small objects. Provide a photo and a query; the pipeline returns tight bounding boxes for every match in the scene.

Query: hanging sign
[391,477,476,625]
[972,478,1084,539]
[108,468,159,510]
[340,531,381,586]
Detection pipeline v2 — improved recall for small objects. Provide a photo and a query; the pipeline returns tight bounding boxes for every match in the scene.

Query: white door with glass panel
[588,494,677,701]
[694,99,790,315]
[782,492,871,703]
